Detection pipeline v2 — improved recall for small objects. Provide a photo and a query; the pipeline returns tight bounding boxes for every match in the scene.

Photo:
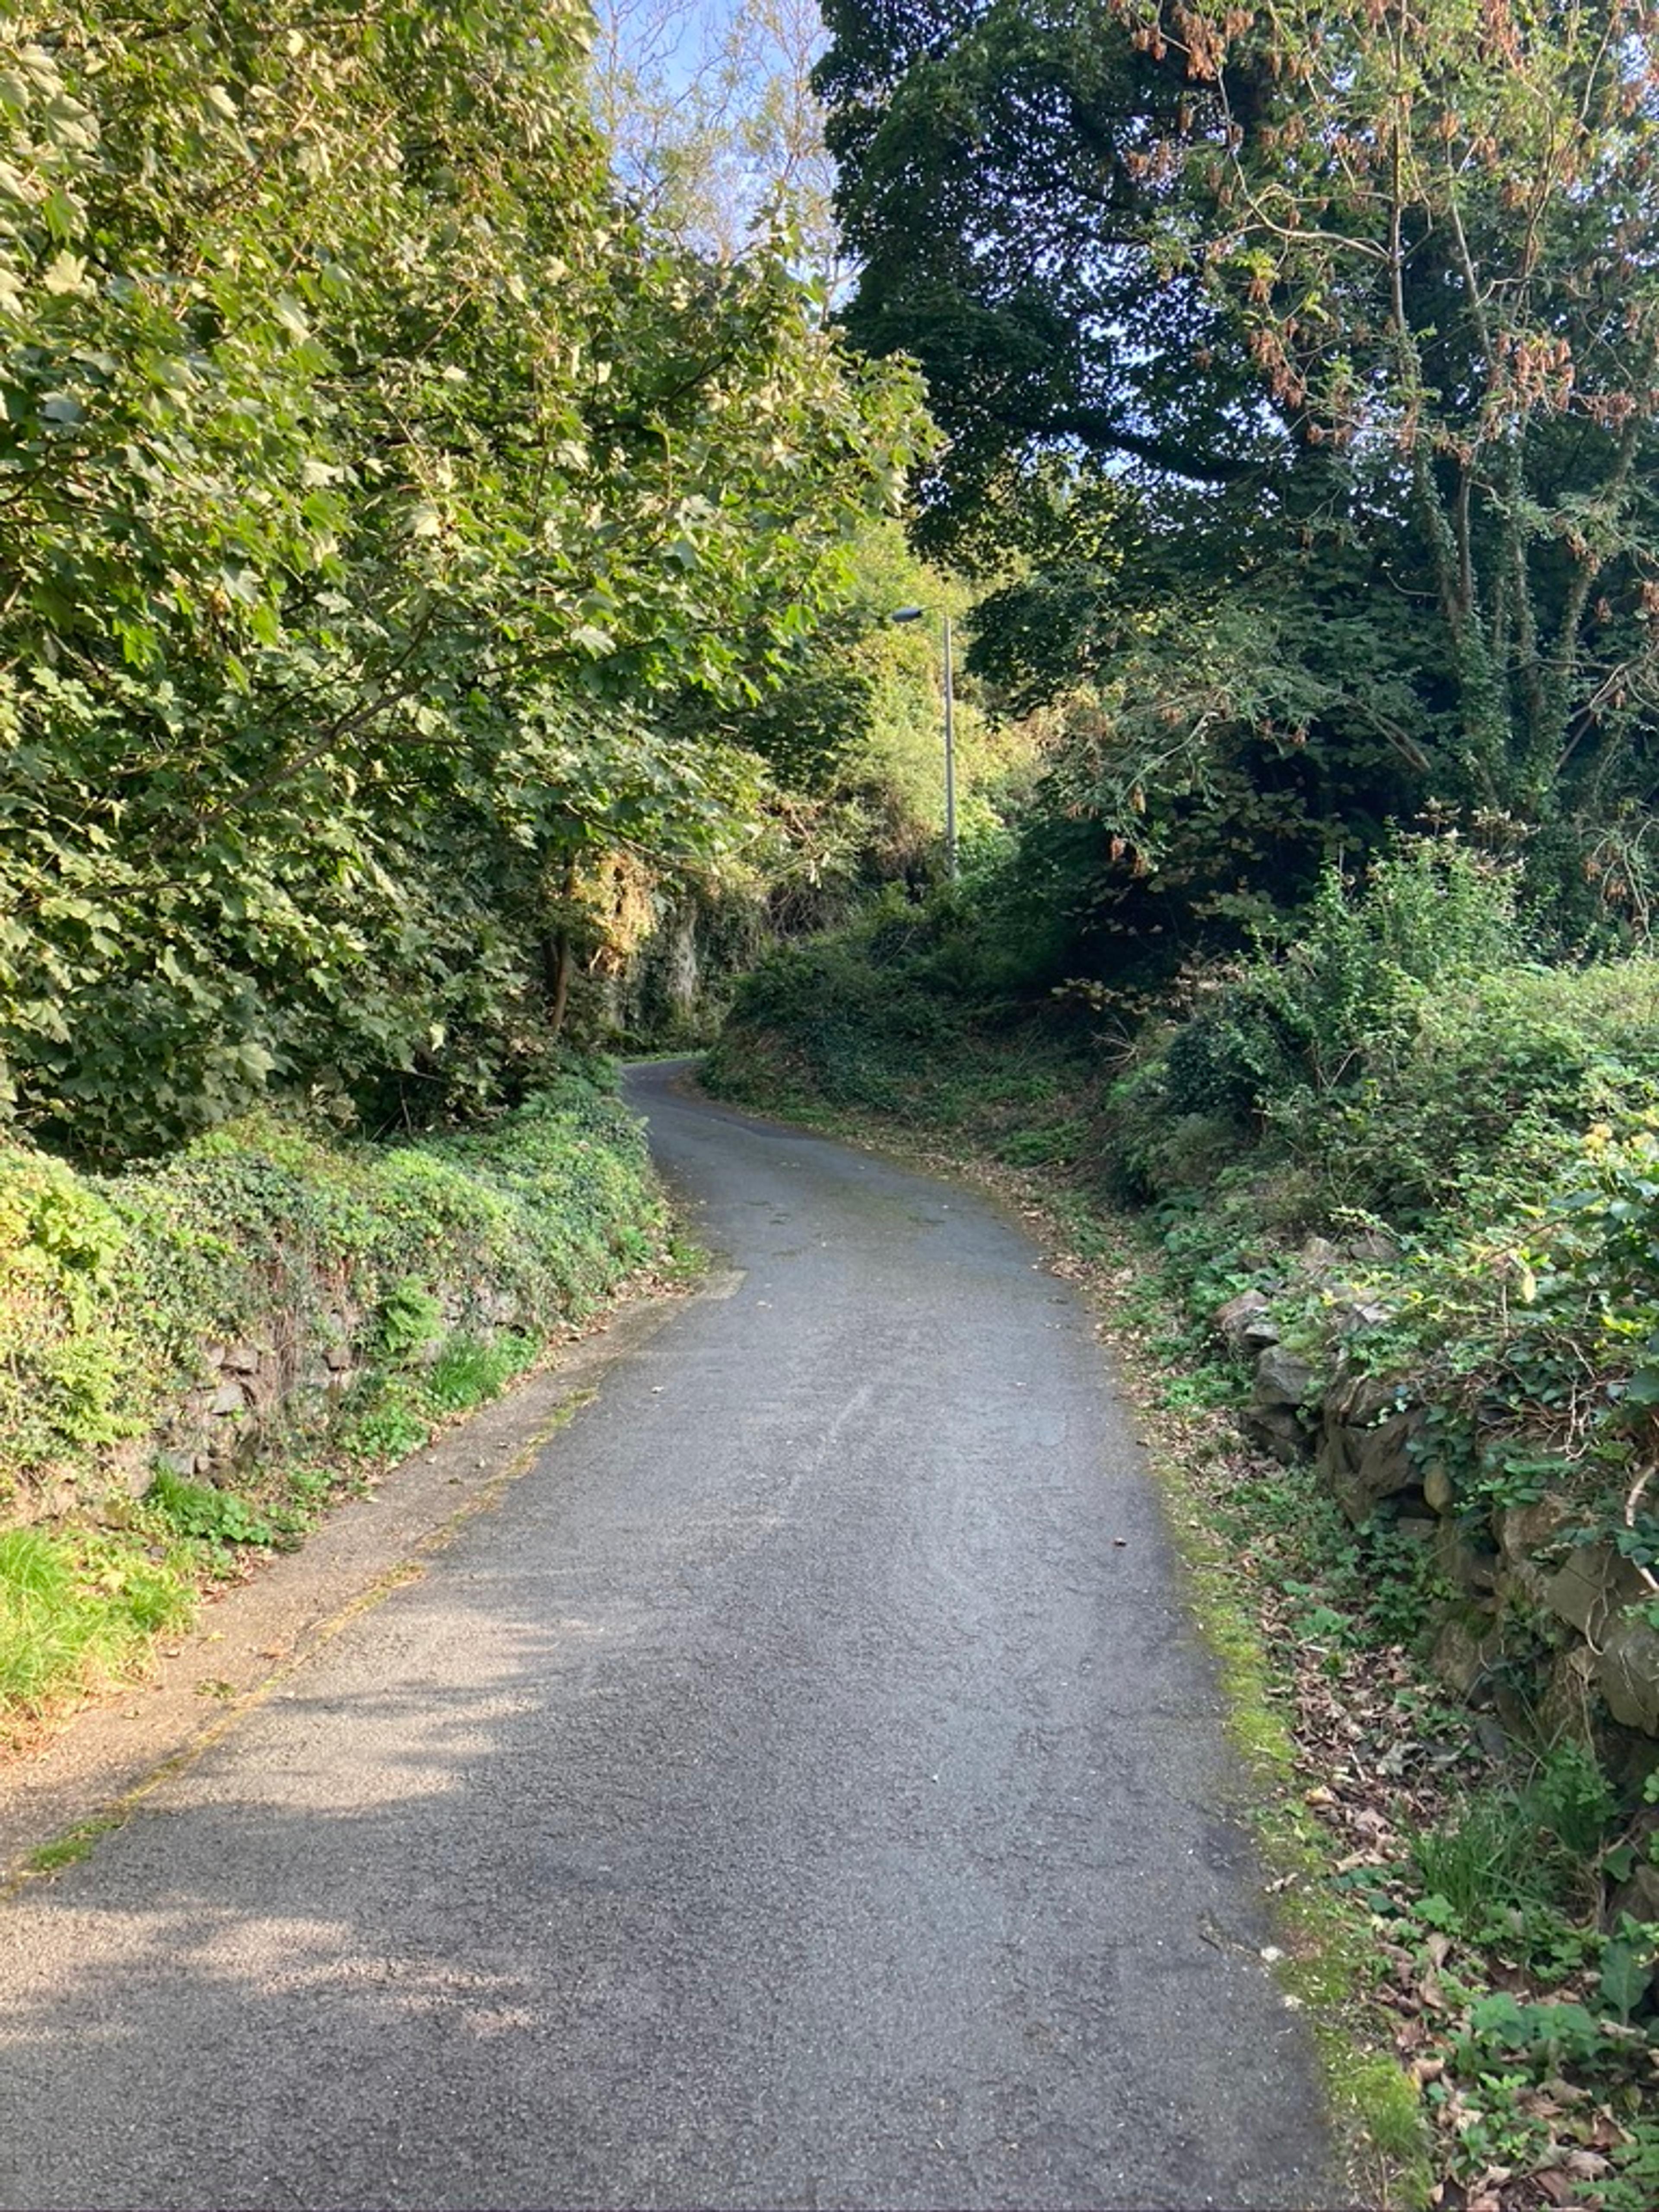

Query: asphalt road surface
[0,1064,1336,2210]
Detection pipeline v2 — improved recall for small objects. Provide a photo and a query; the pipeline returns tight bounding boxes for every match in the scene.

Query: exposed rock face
[1432,1616,1503,1700]
[1212,1290,1281,1358]
[1316,1367,1426,1523]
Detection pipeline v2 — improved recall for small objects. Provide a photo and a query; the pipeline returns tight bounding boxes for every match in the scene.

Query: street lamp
[889,604,957,883]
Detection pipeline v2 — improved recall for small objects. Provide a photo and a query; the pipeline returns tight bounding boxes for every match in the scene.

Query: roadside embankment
[1,1059,673,1741]
[707,856,1659,1780]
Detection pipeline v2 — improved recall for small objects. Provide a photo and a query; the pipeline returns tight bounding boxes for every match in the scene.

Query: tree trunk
[544,856,579,1039]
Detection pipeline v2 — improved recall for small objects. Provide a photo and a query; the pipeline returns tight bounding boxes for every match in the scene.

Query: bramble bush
[1109,836,1659,1224]
[1161,835,1524,1112]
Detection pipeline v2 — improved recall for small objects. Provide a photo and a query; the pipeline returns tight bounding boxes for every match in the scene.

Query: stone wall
[1214,1286,1659,1758]
[15,1280,522,1529]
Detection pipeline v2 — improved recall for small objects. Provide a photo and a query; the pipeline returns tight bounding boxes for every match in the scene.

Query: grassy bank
[703,858,1659,2211]
[0,1058,671,1743]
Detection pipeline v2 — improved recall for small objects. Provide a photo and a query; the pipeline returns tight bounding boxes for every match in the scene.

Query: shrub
[1157,833,1526,1124]
[1276,959,1659,1221]
[1107,838,1659,1224]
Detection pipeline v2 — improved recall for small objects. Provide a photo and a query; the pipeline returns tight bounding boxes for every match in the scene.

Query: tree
[817,0,1659,939]
[592,0,844,288]
[815,0,1275,556]
[1129,0,1659,875]
[0,0,927,1156]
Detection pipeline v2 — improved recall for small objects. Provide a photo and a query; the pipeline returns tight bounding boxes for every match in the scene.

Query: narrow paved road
[0,1066,1335,2211]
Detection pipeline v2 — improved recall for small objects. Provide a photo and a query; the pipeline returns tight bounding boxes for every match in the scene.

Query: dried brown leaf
[1563,2149,1609,2178]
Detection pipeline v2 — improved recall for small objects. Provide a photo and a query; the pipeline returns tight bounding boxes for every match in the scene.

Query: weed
[146,1469,281,1548]
[26,1815,121,1874]
[1411,1791,1556,1926]
[1408,1743,1614,1956]
[377,1279,443,1361]
[424,1332,535,1414]
[996,1120,1084,1167]
[0,1525,190,1723]
[341,1382,431,1466]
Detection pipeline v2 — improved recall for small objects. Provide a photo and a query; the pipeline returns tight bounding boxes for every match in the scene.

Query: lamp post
[890,604,956,883]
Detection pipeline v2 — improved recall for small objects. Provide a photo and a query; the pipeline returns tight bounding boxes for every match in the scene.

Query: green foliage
[706,888,1098,1138]
[820,0,1659,970]
[0,1060,661,1504]
[377,1282,444,1364]
[728,520,1049,939]
[339,1383,435,1468]
[424,1334,536,1415]
[146,1471,278,1550]
[338,1328,538,1462]
[1410,1747,1615,1953]
[1163,835,1523,1120]
[1112,835,1659,1227]
[817,0,1265,556]
[0,1523,190,1722]
[1537,1123,1659,1423]
[0,0,929,1160]
[1294,960,1659,1225]
[0,1058,664,1734]
[1268,839,1523,1087]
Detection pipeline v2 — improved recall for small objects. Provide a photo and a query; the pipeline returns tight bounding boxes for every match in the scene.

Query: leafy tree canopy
[818,0,1659,950]
[816,0,1275,556]
[594,0,843,288]
[0,0,929,1157]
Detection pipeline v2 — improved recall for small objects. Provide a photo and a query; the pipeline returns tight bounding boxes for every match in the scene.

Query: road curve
[0,1064,1335,2211]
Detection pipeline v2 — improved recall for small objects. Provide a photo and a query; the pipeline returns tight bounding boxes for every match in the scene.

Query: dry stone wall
[1214,1286,1659,1759]
[13,1278,529,1532]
